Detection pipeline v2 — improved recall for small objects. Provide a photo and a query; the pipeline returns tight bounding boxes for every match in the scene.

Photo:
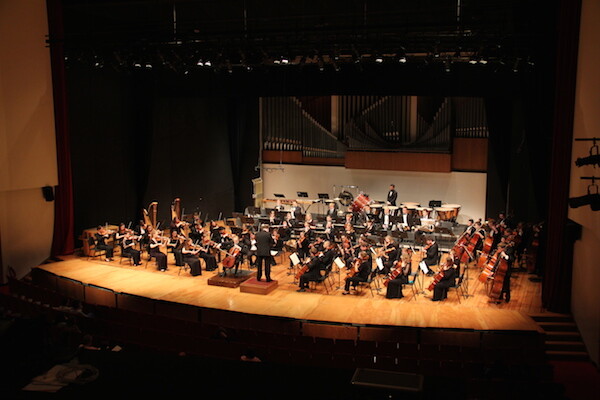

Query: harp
[142,201,159,229]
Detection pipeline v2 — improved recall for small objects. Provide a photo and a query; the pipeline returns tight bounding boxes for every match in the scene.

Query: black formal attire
[381,213,393,231]
[150,238,168,271]
[95,232,114,258]
[432,267,457,301]
[168,238,185,266]
[421,242,439,274]
[297,236,311,260]
[298,257,322,289]
[385,263,409,299]
[326,207,338,220]
[318,248,336,270]
[121,238,141,265]
[255,230,275,281]
[182,248,202,276]
[387,189,398,206]
[500,247,514,302]
[345,260,371,291]
[289,206,302,224]
[199,243,218,271]
[380,245,399,275]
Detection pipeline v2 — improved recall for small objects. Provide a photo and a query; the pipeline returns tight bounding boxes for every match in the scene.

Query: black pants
[184,256,202,276]
[97,244,113,258]
[345,276,367,291]
[123,248,141,264]
[433,281,453,301]
[173,249,184,266]
[256,255,271,281]
[299,270,321,288]
[200,253,217,270]
[151,250,167,270]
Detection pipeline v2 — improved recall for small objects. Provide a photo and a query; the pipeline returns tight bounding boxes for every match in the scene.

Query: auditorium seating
[5,269,551,388]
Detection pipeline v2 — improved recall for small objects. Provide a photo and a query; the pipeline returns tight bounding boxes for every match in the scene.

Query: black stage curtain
[542,0,582,313]
[67,68,259,242]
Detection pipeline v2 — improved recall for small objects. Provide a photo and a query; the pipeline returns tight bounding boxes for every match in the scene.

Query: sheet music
[270,250,278,256]
[376,257,384,270]
[333,257,345,269]
[289,252,301,265]
[419,260,429,273]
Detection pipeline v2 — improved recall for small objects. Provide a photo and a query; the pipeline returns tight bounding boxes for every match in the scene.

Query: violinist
[181,239,202,276]
[304,212,315,227]
[343,223,356,244]
[343,251,371,295]
[309,235,325,253]
[296,247,321,292]
[431,257,457,301]
[378,236,399,275]
[385,252,411,299]
[167,230,185,267]
[170,217,187,235]
[340,240,355,266]
[420,237,438,276]
[95,226,114,262]
[268,210,280,226]
[323,215,335,241]
[319,240,337,270]
[150,230,168,271]
[302,221,314,241]
[189,219,204,242]
[279,220,292,241]
[296,231,310,260]
[199,237,218,271]
[115,223,128,247]
[122,229,142,266]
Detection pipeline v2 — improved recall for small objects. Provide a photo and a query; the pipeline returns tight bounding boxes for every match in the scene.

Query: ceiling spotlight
[145,63,152,69]
[375,56,383,63]
[273,59,281,65]
[184,69,189,75]
[444,60,451,72]
[196,59,204,66]
[469,58,478,65]
[133,62,142,68]
[246,65,252,71]
[398,56,407,63]
[513,59,520,72]
[281,57,289,64]
[478,58,488,65]
[204,60,212,67]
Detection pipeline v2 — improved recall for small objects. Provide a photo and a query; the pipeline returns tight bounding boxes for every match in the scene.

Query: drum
[435,207,454,221]
[383,205,399,212]
[416,207,433,219]
[443,204,461,220]
[351,194,370,213]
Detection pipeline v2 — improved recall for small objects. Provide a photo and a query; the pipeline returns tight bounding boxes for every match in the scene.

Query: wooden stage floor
[36,252,545,332]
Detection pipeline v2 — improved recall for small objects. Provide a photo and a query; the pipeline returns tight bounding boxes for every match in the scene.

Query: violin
[346,258,361,278]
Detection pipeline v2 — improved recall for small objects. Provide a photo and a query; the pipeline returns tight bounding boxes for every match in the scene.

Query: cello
[478,248,502,283]
[489,257,509,302]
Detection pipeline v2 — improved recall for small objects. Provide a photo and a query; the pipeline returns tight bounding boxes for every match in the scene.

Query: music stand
[429,200,442,208]
[297,191,308,198]
[318,193,330,200]
[274,193,285,198]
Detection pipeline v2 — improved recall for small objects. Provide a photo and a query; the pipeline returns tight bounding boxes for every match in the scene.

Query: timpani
[434,207,454,221]
[443,204,461,220]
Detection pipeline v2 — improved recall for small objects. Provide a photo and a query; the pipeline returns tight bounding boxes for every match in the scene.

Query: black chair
[402,272,419,301]
[119,244,134,266]
[356,272,376,297]
[86,236,106,261]
[309,267,332,294]
[447,270,465,303]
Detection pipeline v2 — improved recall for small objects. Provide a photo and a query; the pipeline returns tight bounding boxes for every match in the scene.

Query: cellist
[431,256,457,302]
[385,252,411,299]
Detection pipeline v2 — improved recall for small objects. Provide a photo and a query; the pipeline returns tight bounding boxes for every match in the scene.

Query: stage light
[281,57,289,64]
[145,63,153,69]
[273,59,281,64]
[444,60,451,72]
[375,56,383,63]
[512,59,520,72]
[204,60,212,67]
[478,58,488,65]
[398,56,407,63]
[134,62,142,68]
[469,58,477,64]
[196,59,204,66]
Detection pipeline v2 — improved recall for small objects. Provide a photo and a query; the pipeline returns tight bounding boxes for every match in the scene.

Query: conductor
[255,224,274,282]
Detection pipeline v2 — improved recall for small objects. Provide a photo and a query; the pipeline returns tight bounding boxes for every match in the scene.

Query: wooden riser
[239,278,278,295]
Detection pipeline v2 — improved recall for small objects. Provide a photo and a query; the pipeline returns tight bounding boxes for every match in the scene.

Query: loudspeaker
[42,186,55,202]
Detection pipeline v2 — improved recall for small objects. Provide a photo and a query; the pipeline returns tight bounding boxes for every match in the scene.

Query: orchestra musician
[381,207,394,231]
[431,257,457,301]
[241,230,257,267]
[420,237,438,275]
[274,199,285,212]
[326,202,338,219]
[199,237,218,271]
[342,251,372,295]
[498,239,515,303]
[289,200,302,224]
[115,223,128,247]
[167,230,185,267]
[122,229,142,266]
[149,230,168,271]
[343,223,356,244]
[255,224,274,282]
[323,215,335,242]
[385,252,412,299]
[95,226,114,262]
[399,207,420,229]
[387,184,398,207]
[268,210,280,226]
[296,231,310,260]
[181,239,202,276]
[279,220,292,241]
[222,235,243,277]
[296,247,321,292]
[170,217,187,235]
[378,236,399,275]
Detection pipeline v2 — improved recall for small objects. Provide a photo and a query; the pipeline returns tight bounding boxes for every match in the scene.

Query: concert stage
[33,255,542,333]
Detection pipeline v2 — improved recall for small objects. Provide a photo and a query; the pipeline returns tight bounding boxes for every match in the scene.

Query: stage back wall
[262,163,486,224]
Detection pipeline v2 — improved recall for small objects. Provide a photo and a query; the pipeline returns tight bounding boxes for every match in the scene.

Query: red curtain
[48,0,75,257]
